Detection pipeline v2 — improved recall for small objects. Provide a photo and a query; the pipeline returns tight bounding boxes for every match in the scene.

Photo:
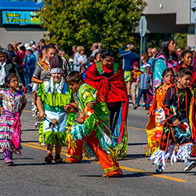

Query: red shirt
[131,69,142,83]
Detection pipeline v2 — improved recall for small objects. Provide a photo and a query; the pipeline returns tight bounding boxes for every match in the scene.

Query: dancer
[150,68,196,173]
[65,71,122,177]
[37,55,72,163]
[85,49,128,158]
[0,73,27,165]
[31,44,57,129]
[174,50,193,72]
[145,68,174,156]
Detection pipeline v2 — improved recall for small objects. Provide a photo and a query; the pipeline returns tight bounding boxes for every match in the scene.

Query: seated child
[65,71,122,177]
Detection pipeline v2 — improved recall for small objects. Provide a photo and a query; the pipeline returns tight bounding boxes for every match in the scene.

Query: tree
[174,33,187,49]
[41,0,146,55]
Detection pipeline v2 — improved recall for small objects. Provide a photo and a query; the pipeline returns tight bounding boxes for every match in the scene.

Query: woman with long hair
[153,38,178,92]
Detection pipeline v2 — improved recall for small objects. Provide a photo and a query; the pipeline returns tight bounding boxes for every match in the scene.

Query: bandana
[50,68,63,74]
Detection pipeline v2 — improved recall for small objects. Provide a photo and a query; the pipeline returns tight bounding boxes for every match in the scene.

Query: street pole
[139,16,147,67]
[195,24,196,53]
[140,35,143,67]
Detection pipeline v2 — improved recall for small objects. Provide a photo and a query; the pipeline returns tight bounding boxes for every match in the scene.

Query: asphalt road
[1,100,196,196]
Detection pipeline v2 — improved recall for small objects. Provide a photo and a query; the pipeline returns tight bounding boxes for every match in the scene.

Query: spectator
[0,48,21,89]
[68,59,74,71]
[152,48,158,58]
[148,48,153,65]
[119,44,139,98]
[131,62,142,106]
[71,45,77,59]
[25,47,36,91]
[94,51,101,63]
[7,44,15,60]
[32,44,39,61]
[90,42,99,57]
[39,38,46,54]
[153,38,178,91]
[73,46,87,71]
[16,45,27,87]
[140,53,149,72]
[98,43,102,51]
[29,40,36,47]
[59,49,69,76]
[134,66,152,110]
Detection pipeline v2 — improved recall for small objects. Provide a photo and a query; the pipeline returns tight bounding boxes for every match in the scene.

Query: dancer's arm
[37,96,45,117]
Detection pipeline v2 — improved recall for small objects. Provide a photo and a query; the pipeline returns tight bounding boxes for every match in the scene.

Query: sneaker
[156,165,163,174]
[133,104,138,110]
[184,161,196,172]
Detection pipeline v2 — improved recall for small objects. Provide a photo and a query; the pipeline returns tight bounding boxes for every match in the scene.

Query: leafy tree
[146,33,187,53]
[174,33,187,49]
[41,0,146,55]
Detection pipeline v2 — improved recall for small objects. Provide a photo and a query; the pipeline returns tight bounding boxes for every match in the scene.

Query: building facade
[143,0,195,46]
[0,0,47,47]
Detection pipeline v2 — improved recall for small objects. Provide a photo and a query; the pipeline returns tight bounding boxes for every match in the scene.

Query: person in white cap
[25,47,36,92]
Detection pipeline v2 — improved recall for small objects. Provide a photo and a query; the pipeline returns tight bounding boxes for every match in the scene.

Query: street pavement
[1,100,196,196]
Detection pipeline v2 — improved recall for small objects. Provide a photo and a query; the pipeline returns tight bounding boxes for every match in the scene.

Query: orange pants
[66,131,122,176]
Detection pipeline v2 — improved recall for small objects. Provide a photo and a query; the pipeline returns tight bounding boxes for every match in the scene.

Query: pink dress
[0,89,26,154]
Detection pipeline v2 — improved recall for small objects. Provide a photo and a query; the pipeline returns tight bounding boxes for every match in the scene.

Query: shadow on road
[128,143,147,146]
[118,154,145,161]
[14,157,34,160]
[22,129,38,132]
[21,140,39,143]
[77,172,146,178]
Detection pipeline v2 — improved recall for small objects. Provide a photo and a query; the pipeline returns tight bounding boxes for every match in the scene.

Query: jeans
[28,66,35,85]
[136,88,151,107]
[23,67,28,88]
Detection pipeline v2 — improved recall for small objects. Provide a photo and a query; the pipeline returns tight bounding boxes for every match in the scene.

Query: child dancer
[0,73,27,165]
[37,55,72,163]
[150,68,196,173]
[65,71,122,177]
[145,68,174,156]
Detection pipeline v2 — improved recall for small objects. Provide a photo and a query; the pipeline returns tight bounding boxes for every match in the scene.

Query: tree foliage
[174,33,187,49]
[41,0,146,55]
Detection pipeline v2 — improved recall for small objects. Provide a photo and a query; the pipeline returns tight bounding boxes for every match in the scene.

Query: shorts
[124,71,131,82]
[131,82,138,95]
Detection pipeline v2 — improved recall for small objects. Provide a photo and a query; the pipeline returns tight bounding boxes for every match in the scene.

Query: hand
[173,119,181,127]
[77,116,84,124]
[0,109,4,115]
[64,105,70,112]
[39,111,45,118]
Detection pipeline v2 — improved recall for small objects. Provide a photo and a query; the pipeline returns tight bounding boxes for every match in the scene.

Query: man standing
[0,48,20,89]
[119,44,139,98]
